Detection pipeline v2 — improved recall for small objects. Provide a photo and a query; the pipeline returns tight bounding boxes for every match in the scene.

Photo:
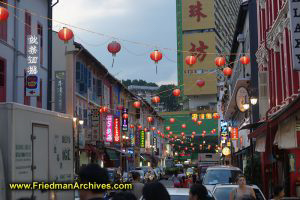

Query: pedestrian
[189,184,209,200]
[130,172,144,200]
[111,191,137,200]
[78,163,109,200]
[192,174,197,184]
[142,181,170,200]
[229,175,256,200]
[171,173,180,188]
[271,185,285,200]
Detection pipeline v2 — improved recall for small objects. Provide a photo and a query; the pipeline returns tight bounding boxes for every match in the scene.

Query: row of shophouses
[217,0,300,198]
[0,0,171,174]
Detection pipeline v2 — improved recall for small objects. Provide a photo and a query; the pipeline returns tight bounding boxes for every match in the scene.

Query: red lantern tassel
[111,57,115,68]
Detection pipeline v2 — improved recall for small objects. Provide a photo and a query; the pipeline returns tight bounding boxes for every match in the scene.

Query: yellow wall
[182,0,215,31]
[182,32,217,95]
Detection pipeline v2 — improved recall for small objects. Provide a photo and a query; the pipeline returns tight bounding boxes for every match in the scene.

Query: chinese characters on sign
[122,108,128,131]
[55,71,66,113]
[114,117,120,143]
[153,137,157,152]
[190,41,208,62]
[26,35,40,96]
[231,128,239,140]
[106,115,113,142]
[91,109,100,141]
[130,130,135,147]
[192,114,198,120]
[140,130,145,148]
[189,1,207,22]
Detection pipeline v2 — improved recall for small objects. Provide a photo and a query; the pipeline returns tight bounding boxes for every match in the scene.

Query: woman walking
[229,175,256,200]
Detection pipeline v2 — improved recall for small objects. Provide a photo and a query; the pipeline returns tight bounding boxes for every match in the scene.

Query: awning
[273,114,297,149]
[105,149,120,161]
[239,121,266,130]
[255,135,266,152]
[248,122,267,139]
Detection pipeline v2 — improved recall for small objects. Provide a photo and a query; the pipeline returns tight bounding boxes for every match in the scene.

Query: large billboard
[183,32,217,95]
[182,0,215,31]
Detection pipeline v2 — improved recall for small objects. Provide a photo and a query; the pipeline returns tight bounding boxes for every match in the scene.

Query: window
[0,0,7,41]
[0,58,6,102]
[37,23,43,66]
[37,79,42,108]
[97,79,102,96]
[25,11,31,53]
[24,70,30,105]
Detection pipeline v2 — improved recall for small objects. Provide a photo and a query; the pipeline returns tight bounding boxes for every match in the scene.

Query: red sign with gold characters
[114,117,120,143]
[231,128,239,140]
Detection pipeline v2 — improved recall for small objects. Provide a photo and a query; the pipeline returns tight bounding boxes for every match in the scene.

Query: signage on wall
[289,0,300,70]
[122,108,128,131]
[231,128,239,140]
[135,131,140,147]
[26,75,40,96]
[140,130,145,148]
[55,71,66,113]
[130,130,135,147]
[153,137,157,152]
[106,115,113,142]
[146,132,151,149]
[91,109,100,141]
[114,117,120,143]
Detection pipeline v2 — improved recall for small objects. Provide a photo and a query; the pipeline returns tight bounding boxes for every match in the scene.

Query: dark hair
[78,163,109,193]
[112,191,137,200]
[274,185,284,196]
[190,184,208,200]
[132,172,140,181]
[142,181,170,200]
[235,174,246,182]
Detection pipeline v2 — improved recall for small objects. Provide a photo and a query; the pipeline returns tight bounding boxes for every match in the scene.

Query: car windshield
[203,170,242,185]
[213,187,264,200]
[108,171,115,180]
[170,195,188,200]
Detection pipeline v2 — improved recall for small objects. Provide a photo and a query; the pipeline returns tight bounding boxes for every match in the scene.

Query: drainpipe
[12,0,18,102]
[47,0,59,110]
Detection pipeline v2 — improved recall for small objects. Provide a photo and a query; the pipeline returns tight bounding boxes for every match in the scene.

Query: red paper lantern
[117,105,124,110]
[100,106,109,113]
[152,96,160,103]
[161,134,164,138]
[192,131,196,135]
[181,132,185,136]
[213,113,220,119]
[185,55,197,66]
[130,124,135,129]
[58,27,74,43]
[122,114,128,119]
[175,136,178,139]
[191,135,195,139]
[107,41,121,56]
[215,57,226,67]
[182,136,186,140]
[0,7,9,21]
[196,80,205,87]
[166,126,171,131]
[173,89,180,97]
[151,127,156,131]
[150,50,163,63]
[202,130,206,134]
[192,147,195,151]
[144,128,148,132]
[147,117,153,123]
[167,135,170,138]
[170,118,175,123]
[240,56,250,65]
[171,138,175,142]
[169,131,173,135]
[202,133,205,137]
[181,141,184,144]
[181,124,187,129]
[190,143,194,147]
[197,121,203,126]
[223,67,232,76]
[157,130,161,135]
[185,147,188,151]
[133,101,141,109]
[138,125,142,129]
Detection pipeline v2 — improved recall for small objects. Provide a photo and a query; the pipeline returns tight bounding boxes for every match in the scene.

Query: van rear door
[0,149,6,200]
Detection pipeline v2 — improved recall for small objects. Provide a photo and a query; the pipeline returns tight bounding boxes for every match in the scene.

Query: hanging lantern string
[122,45,152,56]
[2,1,251,56]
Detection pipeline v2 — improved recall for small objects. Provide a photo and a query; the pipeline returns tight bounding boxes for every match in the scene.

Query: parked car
[202,165,242,192]
[212,184,265,200]
[166,187,215,200]
[130,170,145,183]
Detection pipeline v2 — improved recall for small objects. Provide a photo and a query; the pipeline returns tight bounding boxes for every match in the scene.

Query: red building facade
[253,0,300,197]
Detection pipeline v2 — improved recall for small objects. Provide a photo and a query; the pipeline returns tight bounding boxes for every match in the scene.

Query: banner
[114,117,120,143]
[140,130,145,148]
[146,132,151,149]
[122,108,128,131]
[289,0,300,70]
[130,130,135,147]
[231,128,239,140]
[54,71,66,113]
[106,115,113,142]
[153,137,157,152]
[182,0,215,31]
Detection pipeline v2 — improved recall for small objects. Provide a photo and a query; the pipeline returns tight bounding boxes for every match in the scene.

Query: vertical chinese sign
[231,128,239,140]
[130,130,135,147]
[140,130,145,148]
[145,132,150,149]
[26,35,40,96]
[91,109,100,141]
[122,108,128,131]
[289,0,300,70]
[114,117,120,143]
[153,137,157,152]
[54,71,66,113]
[135,131,140,147]
[106,115,113,142]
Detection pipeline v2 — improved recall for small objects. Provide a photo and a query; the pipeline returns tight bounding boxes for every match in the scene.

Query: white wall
[0,0,49,108]
[188,94,217,110]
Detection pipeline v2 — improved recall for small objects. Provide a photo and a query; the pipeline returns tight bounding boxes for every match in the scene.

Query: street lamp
[73,117,77,122]
[243,97,250,110]
[79,120,84,125]
[250,96,258,105]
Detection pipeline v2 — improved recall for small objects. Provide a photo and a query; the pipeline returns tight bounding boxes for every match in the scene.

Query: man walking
[131,172,144,200]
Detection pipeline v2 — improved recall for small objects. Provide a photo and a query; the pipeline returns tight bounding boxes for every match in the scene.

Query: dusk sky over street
[53,0,178,85]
